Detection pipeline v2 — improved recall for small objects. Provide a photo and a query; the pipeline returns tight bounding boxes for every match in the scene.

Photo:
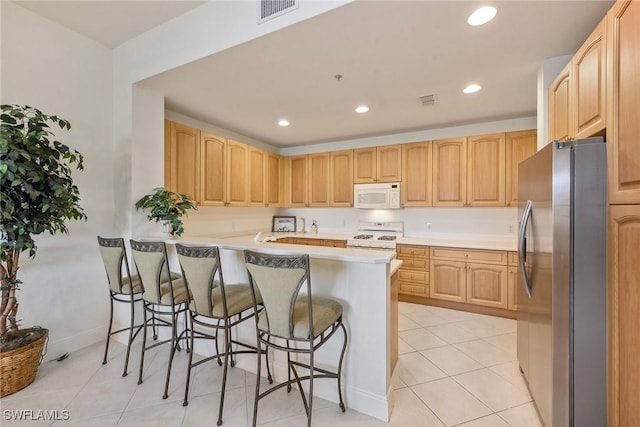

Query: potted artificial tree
[0,104,86,397]
[135,187,197,237]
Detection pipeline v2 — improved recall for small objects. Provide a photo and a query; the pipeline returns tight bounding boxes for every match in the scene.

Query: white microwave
[354,183,401,209]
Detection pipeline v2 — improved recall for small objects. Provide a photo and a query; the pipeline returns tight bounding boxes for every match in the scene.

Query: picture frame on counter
[272,216,296,232]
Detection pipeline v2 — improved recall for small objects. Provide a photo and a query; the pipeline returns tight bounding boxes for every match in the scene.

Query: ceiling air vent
[419,94,437,106]
[259,0,298,23]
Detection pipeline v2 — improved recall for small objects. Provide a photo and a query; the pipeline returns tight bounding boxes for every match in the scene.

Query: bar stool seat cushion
[258,296,343,339]
[188,283,260,318]
[144,277,190,305]
[121,272,182,295]
[120,275,142,295]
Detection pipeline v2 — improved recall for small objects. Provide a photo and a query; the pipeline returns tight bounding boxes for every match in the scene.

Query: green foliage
[0,104,87,261]
[135,187,197,236]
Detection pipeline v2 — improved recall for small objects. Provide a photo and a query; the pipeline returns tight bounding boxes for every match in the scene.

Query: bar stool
[129,240,189,399]
[175,244,272,426]
[243,250,347,427]
[97,236,143,377]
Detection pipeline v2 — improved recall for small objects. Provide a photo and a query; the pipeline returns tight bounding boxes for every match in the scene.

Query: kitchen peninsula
[169,232,401,422]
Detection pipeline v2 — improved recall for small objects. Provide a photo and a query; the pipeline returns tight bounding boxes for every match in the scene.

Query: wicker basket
[0,328,48,397]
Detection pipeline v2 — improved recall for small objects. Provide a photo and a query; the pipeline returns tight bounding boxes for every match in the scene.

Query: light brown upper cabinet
[200,132,226,206]
[467,133,506,207]
[505,130,537,207]
[226,140,249,206]
[549,62,572,143]
[287,155,308,207]
[308,153,330,207]
[402,141,433,206]
[433,134,505,207]
[573,18,607,139]
[248,146,267,207]
[330,150,354,206]
[165,120,201,204]
[607,0,640,204]
[549,17,606,143]
[433,138,467,206]
[354,145,401,183]
[267,153,282,207]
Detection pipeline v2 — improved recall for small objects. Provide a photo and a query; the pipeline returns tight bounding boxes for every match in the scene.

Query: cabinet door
[429,259,466,302]
[507,266,518,311]
[200,132,226,206]
[330,150,353,206]
[288,155,308,207]
[467,133,506,207]
[377,145,402,182]
[167,121,200,203]
[248,147,267,206]
[267,153,282,206]
[573,18,607,139]
[353,147,377,183]
[608,204,640,427]
[466,263,508,309]
[549,62,572,142]
[433,138,467,207]
[505,130,537,207]
[226,140,248,206]
[607,0,640,204]
[402,141,432,206]
[308,153,330,207]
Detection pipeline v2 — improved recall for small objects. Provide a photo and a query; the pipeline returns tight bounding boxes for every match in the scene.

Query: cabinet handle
[464,254,468,258]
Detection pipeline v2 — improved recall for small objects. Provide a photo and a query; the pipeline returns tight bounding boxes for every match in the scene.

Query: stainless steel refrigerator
[517,137,606,427]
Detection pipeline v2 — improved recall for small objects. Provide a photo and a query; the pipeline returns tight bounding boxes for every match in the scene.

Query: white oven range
[346,221,404,250]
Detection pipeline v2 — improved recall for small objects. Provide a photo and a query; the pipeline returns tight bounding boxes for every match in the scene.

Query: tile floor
[0,302,543,426]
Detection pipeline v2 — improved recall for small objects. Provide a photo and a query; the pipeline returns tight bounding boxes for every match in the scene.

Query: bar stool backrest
[244,251,311,339]
[97,236,132,294]
[175,245,220,317]
[130,240,171,305]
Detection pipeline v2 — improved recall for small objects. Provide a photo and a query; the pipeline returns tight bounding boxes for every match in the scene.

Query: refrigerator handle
[518,199,533,298]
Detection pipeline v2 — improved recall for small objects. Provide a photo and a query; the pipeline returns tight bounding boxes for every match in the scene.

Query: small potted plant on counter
[0,104,87,396]
[135,187,197,236]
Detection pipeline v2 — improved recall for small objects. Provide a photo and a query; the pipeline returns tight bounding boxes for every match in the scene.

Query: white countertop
[172,233,396,264]
[179,230,518,254]
[398,236,517,252]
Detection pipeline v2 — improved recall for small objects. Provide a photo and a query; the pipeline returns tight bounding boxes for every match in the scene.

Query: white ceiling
[13,1,206,48]
[14,1,613,147]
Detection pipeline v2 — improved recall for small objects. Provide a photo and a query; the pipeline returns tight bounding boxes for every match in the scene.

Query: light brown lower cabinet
[507,251,519,311]
[396,245,429,298]
[429,247,508,309]
[608,204,640,427]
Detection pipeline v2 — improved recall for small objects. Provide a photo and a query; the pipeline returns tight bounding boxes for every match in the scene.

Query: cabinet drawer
[430,247,507,265]
[508,251,518,266]
[398,269,429,284]
[399,282,428,297]
[324,239,347,248]
[399,258,428,270]
[397,245,429,258]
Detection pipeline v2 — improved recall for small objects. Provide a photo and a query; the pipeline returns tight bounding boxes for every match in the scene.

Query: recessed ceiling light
[468,6,497,26]
[355,105,369,113]
[278,119,290,127]
[463,84,482,94]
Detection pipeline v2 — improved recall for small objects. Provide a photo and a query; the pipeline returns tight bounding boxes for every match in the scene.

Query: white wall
[1,2,114,359]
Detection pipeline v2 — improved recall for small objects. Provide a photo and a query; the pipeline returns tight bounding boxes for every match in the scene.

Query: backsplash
[180,205,518,240]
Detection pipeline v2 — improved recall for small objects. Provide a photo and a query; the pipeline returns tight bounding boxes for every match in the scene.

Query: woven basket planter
[0,328,48,397]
